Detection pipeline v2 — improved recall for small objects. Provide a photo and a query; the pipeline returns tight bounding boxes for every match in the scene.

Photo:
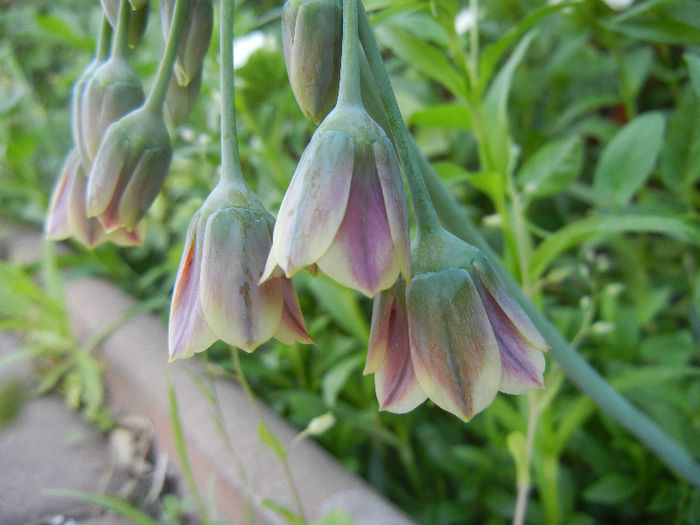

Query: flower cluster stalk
[144,0,189,114]
[112,0,132,59]
[356,2,439,237]
[357,1,700,489]
[219,0,244,185]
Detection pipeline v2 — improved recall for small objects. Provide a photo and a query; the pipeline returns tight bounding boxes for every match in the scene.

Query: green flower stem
[337,0,362,107]
[96,17,113,63]
[219,0,246,186]
[357,2,441,236]
[112,0,131,59]
[144,0,189,115]
[359,1,700,489]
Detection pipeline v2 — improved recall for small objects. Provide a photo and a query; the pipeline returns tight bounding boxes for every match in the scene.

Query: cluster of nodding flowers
[47,0,547,422]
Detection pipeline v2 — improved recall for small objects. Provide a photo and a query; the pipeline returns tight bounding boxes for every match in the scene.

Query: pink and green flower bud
[101,0,150,49]
[77,55,145,166]
[366,229,548,421]
[161,0,213,87]
[86,107,172,232]
[45,150,143,248]
[164,68,202,126]
[262,104,410,297]
[282,0,342,123]
[169,181,312,361]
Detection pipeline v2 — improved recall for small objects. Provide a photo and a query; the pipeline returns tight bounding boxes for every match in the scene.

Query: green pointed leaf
[518,135,583,201]
[592,112,665,207]
[530,214,700,280]
[258,421,287,461]
[686,52,700,97]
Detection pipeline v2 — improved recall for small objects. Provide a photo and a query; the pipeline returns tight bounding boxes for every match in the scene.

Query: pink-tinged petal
[317,142,399,297]
[474,277,546,394]
[272,130,353,275]
[200,208,283,352]
[105,222,144,247]
[45,151,81,241]
[168,214,216,361]
[367,282,425,413]
[406,269,501,421]
[374,137,411,282]
[274,277,314,345]
[260,249,284,284]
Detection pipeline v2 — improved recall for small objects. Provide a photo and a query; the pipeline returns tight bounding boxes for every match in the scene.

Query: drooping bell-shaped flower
[282,0,342,123]
[86,106,172,232]
[45,150,143,248]
[365,229,548,421]
[169,181,312,361]
[78,1,145,167]
[262,104,410,297]
[161,0,213,87]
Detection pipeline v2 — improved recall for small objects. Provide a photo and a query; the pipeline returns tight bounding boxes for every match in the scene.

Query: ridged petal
[200,208,283,352]
[374,137,411,282]
[474,276,546,394]
[271,130,353,276]
[367,282,425,413]
[317,142,398,297]
[168,214,216,361]
[274,277,314,345]
[45,151,81,241]
[407,269,501,421]
[86,126,131,221]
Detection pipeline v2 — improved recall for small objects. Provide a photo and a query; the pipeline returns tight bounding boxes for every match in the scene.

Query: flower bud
[45,150,143,248]
[282,0,342,123]
[365,229,548,421]
[161,0,213,87]
[169,181,312,360]
[77,56,145,166]
[164,68,202,126]
[262,104,410,297]
[101,0,150,48]
[87,107,172,232]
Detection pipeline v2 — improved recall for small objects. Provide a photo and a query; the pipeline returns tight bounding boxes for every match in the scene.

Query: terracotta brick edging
[2,227,416,525]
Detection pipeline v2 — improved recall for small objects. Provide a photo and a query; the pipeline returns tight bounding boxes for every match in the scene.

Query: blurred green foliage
[1,1,699,524]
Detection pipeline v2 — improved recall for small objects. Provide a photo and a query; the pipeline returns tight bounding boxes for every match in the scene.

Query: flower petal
[200,208,283,352]
[367,282,425,413]
[406,269,501,421]
[272,129,353,275]
[374,136,411,282]
[168,214,216,361]
[45,150,81,241]
[317,141,399,297]
[474,278,546,394]
[473,256,548,351]
[274,277,314,345]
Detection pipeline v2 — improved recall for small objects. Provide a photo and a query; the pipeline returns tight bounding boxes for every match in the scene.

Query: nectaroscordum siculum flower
[264,0,410,298]
[365,225,548,421]
[100,0,150,49]
[169,0,311,360]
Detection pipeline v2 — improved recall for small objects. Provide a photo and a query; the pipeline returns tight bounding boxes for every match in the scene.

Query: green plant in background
[2,0,700,524]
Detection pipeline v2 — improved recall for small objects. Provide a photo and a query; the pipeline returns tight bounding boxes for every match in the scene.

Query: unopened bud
[161,0,213,87]
[77,56,144,166]
[282,0,342,123]
[87,107,172,232]
[164,68,203,126]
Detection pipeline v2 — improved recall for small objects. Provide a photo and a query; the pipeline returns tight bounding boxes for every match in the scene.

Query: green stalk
[144,0,189,115]
[337,0,362,107]
[359,1,700,489]
[96,16,113,63]
[219,0,246,186]
[357,2,440,236]
[112,0,131,59]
